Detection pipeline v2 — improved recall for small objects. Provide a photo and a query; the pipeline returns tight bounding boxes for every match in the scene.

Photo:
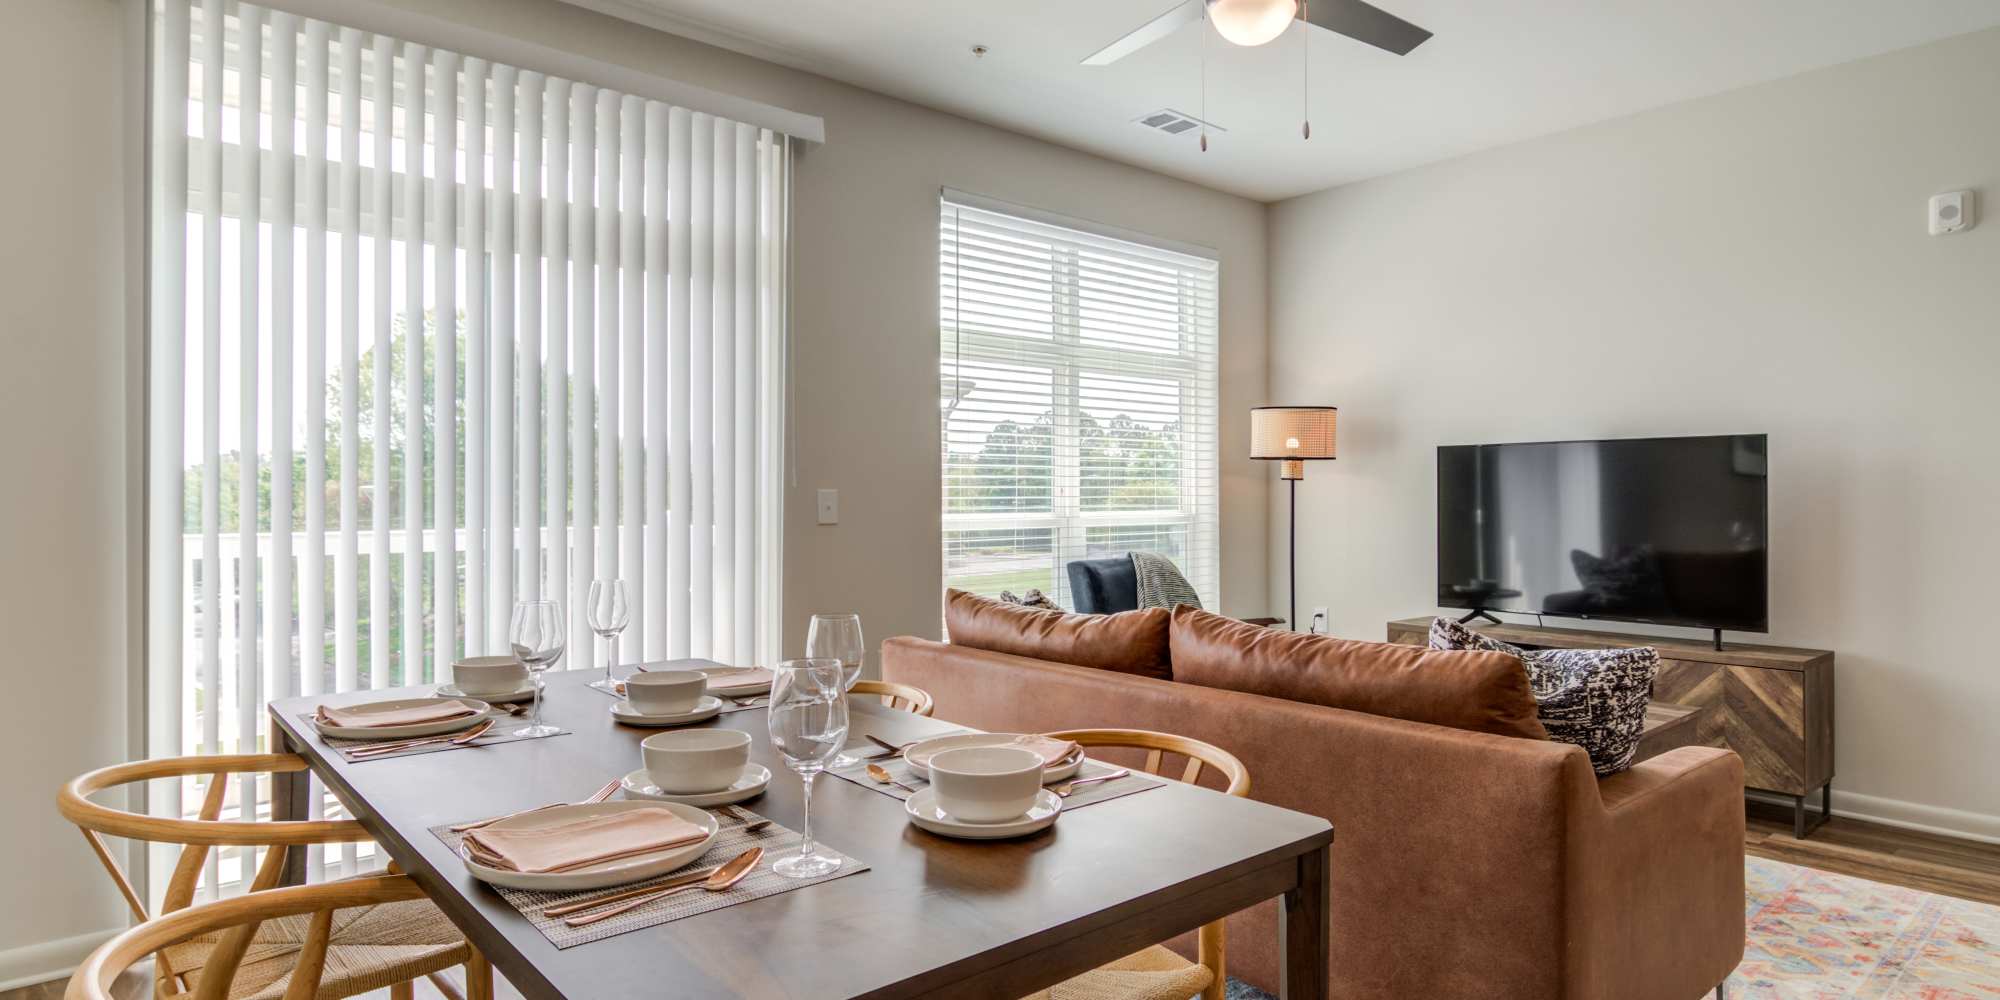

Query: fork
[449,779,622,833]
[348,718,495,758]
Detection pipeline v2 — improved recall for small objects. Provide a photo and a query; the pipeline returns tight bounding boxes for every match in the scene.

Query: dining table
[268,669,1334,999]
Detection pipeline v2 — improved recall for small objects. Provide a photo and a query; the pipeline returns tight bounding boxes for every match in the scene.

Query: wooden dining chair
[1025,729,1251,1000]
[848,679,936,717]
[65,873,475,1000]
[58,754,491,1000]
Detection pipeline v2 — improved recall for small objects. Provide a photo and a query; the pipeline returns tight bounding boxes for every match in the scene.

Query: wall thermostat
[1928,190,1974,235]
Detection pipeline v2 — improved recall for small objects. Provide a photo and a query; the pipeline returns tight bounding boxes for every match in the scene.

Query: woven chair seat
[1021,944,1215,1000]
[158,895,468,1000]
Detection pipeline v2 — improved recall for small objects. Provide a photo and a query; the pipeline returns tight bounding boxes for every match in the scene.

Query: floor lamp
[1250,406,1337,630]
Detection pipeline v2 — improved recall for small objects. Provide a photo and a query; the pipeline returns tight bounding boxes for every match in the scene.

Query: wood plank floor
[15,806,1999,1000]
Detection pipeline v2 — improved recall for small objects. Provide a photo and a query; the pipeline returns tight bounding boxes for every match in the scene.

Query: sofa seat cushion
[1429,617,1658,775]
[944,589,1172,681]
[1169,608,1548,740]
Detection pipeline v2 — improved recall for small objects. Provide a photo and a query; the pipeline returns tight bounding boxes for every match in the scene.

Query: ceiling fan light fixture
[1205,0,1298,48]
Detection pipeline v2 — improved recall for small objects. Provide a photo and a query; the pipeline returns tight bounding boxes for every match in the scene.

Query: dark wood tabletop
[268,670,1333,999]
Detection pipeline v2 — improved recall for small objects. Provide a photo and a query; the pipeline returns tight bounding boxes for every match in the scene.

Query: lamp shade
[1250,406,1337,460]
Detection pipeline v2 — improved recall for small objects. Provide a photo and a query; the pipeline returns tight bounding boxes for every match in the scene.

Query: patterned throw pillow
[997,589,1064,612]
[1428,617,1658,775]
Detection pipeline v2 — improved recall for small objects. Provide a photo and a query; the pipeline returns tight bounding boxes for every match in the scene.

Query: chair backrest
[1065,556,1138,614]
[848,680,936,717]
[1042,728,1249,1000]
[65,874,427,1000]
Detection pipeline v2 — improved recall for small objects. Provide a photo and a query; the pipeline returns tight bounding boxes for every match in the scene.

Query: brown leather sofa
[882,596,1745,1000]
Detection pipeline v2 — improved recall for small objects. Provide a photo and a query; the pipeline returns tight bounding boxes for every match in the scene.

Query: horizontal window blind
[147,0,789,902]
[940,195,1219,609]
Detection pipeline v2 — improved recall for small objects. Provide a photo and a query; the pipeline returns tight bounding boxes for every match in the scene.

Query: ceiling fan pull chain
[1300,1,1311,140]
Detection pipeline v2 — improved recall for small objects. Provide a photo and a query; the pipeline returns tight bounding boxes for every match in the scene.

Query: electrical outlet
[816,489,839,525]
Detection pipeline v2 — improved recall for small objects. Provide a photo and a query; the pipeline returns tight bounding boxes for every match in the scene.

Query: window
[939,193,1219,609]
[146,0,789,898]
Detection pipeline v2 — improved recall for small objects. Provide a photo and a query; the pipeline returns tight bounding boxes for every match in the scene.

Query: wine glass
[808,614,866,766]
[509,600,565,738]
[585,579,630,694]
[766,658,848,879]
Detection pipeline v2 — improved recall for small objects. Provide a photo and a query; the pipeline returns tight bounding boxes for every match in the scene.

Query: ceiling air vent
[1133,108,1224,136]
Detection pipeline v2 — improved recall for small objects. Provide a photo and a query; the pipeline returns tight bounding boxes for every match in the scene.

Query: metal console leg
[1792,783,1833,839]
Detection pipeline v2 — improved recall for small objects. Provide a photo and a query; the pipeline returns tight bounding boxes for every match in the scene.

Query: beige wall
[0,0,143,984]
[0,0,1270,975]
[1267,28,2000,838]
[376,0,1274,659]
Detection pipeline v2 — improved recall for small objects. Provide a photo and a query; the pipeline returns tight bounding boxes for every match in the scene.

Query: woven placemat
[827,748,1164,811]
[301,713,571,762]
[430,812,867,948]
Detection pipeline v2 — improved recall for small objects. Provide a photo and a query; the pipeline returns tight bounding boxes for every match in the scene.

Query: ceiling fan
[1081,0,1432,66]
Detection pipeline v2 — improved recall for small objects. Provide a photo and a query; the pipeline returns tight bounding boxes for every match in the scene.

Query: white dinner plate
[903,733,1084,784]
[609,696,724,727]
[436,681,537,704]
[905,787,1061,840]
[458,800,719,892]
[311,697,493,741]
[620,763,771,806]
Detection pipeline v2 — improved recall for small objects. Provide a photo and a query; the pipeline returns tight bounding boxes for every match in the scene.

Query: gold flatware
[864,763,920,795]
[561,847,763,927]
[349,718,495,758]
[717,805,772,833]
[865,735,914,756]
[538,865,719,917]
[1052,769,1131,797]
[449,779,623,833]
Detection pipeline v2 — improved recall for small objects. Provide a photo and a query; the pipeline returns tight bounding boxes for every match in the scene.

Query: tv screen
[1437,434,1768,632]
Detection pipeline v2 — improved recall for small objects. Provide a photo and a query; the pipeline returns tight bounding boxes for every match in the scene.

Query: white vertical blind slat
[368,33,393,690]
[401,42,427,685]
[234,4,266,901]
[155,0,193,907]
[334,27,361,697]
[433,49,459,682]
[517,71,542,604]
[569,82,595,662]
[664,106,690,659]
[710,118,735,661]
[194,0,220,761]
[644,103,672,658]
[732,123,756,659]
[593,90,620,653]
[489,65,517,649]
[687,115,713,659]
[463,56,487,653]
[302,19,328,702]
[618,97,644,656]
[543,76,570,640]
[270,12,297,706]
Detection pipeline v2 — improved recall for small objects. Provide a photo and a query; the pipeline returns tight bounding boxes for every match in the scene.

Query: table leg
[268,713,310,885]
[1279,843,1331,1000]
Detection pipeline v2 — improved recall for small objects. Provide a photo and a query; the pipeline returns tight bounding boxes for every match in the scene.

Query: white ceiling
[569,0,2000,202]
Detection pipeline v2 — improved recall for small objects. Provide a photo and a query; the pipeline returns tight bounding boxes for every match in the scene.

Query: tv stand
[1388,617,1836,839]
[1456,608,1504,626]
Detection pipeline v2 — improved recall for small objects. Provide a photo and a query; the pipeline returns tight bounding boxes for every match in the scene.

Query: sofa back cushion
[944,589,1172,680]
[1169,607,1548,740]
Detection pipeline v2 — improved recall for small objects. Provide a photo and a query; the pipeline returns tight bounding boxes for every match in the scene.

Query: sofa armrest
[1568,747,1746,998]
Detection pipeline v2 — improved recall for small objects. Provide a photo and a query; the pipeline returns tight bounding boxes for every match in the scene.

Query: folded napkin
[315,699,482,729]
[911,734,1080,769]
[463,807,710,874]
[700,667,774,694]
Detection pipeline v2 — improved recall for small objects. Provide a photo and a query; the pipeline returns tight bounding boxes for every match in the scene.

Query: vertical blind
[939,194,1219,609]
[146,0,789,898]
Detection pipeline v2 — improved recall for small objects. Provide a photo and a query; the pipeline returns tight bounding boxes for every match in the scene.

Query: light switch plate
[816,489,839,525]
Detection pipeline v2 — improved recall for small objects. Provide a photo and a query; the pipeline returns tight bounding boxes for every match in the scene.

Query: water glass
[509,600,566,738]
[586,579,631,693]
[766,658,848,879]
[807,614,866,766]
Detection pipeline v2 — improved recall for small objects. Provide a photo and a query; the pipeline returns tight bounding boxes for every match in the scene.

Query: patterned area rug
[1223,855,2000,1000]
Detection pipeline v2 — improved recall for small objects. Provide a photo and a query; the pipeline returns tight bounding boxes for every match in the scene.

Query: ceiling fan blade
[1081,0,1203,66]
[1301,0,1432,55]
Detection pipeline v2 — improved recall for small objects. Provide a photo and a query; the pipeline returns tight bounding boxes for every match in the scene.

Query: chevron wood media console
[1387,617,1835,838]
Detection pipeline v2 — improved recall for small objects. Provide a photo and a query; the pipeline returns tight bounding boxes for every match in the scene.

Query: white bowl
[626,670,707,715]
[927,746,1046,823]
[642,729,752,794]
[452,655,528,696]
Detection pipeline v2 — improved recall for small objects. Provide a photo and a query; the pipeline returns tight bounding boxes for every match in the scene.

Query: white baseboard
[1749,788,2000,845]
[0,927,124,993]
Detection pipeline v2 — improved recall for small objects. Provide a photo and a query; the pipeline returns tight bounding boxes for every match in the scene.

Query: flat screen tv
[1437,434,1768,633]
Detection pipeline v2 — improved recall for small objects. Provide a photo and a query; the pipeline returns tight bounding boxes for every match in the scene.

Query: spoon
[562,847,764,927]
[717,804,773,833]
[1052,769,1131,798]
[864,763,921,795]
